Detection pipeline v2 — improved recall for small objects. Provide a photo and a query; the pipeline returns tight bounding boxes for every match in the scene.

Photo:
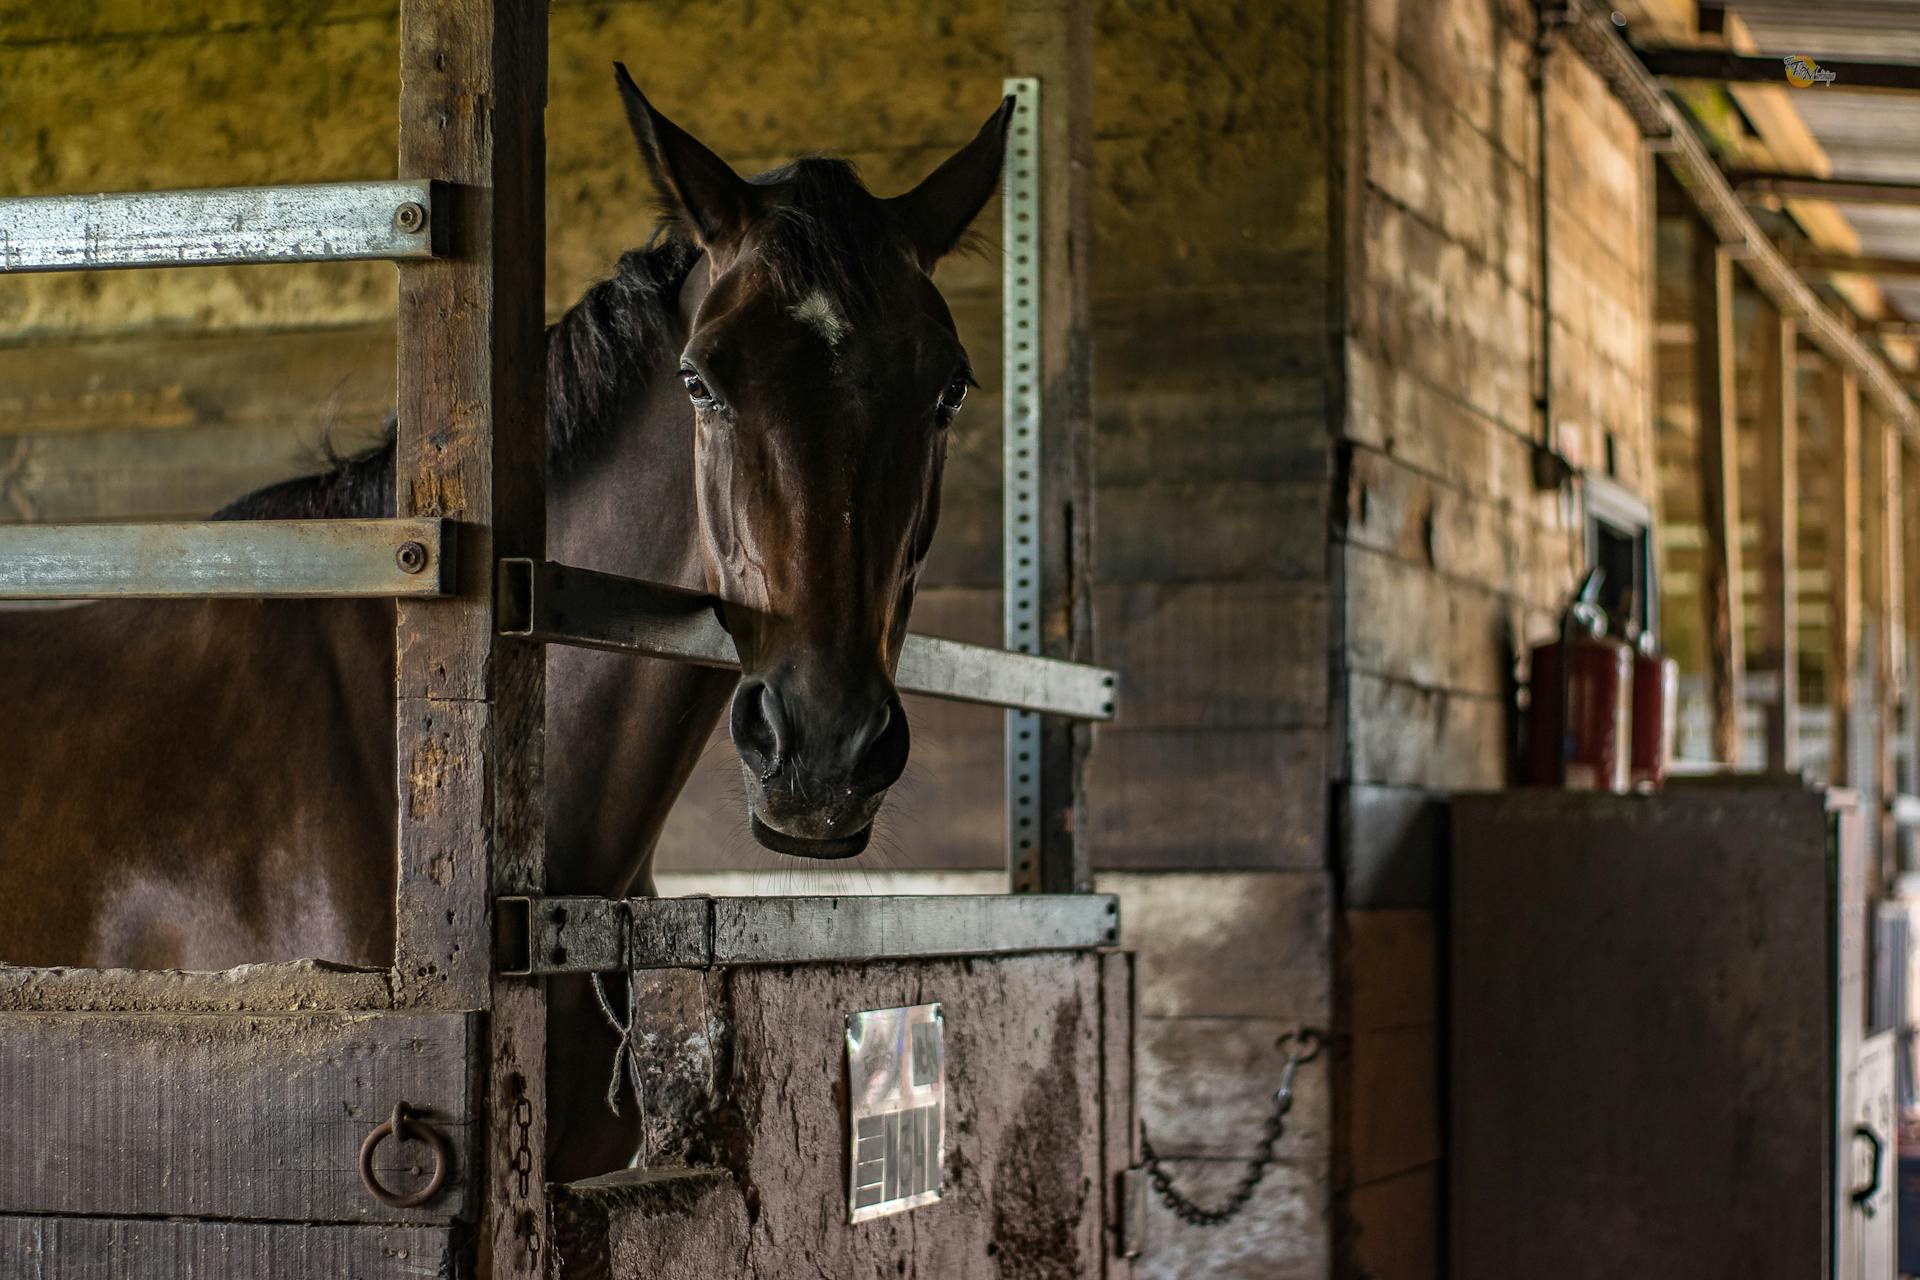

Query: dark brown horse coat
[0,75,1010,1176]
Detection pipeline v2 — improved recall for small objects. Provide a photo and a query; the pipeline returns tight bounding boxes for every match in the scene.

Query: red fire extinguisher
[1525,570,1632,792]
[1628,634,1678,790]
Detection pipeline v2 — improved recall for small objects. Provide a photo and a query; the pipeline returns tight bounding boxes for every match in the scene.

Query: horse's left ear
[888,97,1015,270]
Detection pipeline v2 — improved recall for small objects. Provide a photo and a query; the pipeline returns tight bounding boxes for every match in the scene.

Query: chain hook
[1137,1025,1326,1228]
[1273,1027,1323,1104]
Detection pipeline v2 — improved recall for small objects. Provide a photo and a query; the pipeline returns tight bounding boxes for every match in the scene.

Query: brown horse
[0,69,1010,1176]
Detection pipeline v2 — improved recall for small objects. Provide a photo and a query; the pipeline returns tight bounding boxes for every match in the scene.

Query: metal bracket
[0,518,453,599]
[493,894,1120,975]
[1002,75,1046,891]
[0,180,441,273]
[496,558,1116,721]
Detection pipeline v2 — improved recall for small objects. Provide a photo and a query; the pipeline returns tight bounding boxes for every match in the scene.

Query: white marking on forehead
[789,290,849,348]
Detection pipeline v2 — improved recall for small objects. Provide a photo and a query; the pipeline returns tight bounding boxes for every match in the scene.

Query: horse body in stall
[0,71,1011,1177]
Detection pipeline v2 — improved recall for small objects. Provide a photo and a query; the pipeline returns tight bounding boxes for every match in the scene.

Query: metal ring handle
[358,1102,451,1209]
[1852,1123,1885,1215]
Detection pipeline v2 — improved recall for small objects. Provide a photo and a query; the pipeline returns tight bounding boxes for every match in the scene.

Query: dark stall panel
[1451,785,1869,1280]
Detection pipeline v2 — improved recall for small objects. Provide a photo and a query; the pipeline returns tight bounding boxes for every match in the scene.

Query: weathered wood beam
[1757,305,1799,771]
[1826,359,1863,786]
[1552,4,1920,440]
[394,1,548,1276]
[1636,45,1920,93]
[1735,173,1920,209]
[1006,0,1093,895]
[1694,235,1745,765]
[1905,446,1920,797]
[1868,414,1903,863]
[1794,252,1920,280]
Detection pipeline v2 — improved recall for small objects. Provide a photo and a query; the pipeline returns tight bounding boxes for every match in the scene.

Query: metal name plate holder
[847,1003,946,1222]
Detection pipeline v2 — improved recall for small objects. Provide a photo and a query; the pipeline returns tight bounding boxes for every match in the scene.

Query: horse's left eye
[681,369,714,405]
[937,377,969,418]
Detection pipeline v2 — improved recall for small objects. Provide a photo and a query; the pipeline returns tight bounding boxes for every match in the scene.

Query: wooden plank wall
[0,3,1339,1277]
[1334,1,1657,1274]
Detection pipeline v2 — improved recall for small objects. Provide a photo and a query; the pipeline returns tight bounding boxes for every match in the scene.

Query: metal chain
[1138,1028,1323,1227]
[511,1095,534,1199]
[510,1090,540,1271]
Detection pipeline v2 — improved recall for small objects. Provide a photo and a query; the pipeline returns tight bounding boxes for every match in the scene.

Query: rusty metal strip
[0,518,452,599]
[493,894,1120,974]
[496,558,1117,721]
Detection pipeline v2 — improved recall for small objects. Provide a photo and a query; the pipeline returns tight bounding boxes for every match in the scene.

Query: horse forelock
[743,157,906,318]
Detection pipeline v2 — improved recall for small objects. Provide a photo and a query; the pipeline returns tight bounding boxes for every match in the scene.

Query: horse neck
[543,264,735,897]
[549,264,709,584]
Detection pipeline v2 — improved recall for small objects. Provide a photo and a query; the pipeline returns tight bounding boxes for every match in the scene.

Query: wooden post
[394,2,548,1276]
[1881,425,1905,710]
[1757,303,1799,772]
[1906,445,1920,800]
[1826,359,1862,787]
[1007,0,1094,894]
[1694,233,1746,766]
[1868,414,1903,873]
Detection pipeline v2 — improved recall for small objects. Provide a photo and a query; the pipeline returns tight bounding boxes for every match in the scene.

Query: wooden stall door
[549,950,1137,1278]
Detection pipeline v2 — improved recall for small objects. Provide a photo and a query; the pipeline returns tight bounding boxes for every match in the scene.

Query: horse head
[614,67,1012,859]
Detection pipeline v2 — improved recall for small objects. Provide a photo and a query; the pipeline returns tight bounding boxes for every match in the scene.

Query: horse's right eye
[681,371,714,405]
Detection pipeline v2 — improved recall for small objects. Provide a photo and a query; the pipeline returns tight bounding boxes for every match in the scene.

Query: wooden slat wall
[1334,2,1658,1274]
[0,1013,476,1223]
[0,1218,456,1280]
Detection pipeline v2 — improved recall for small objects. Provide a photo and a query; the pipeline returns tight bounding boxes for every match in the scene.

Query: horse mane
[215,230,701,520]
[217,157,903,523]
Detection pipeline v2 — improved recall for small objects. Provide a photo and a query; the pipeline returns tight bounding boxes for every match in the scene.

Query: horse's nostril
[854,700,890,757]
[730,679,786,778]
[853,694,910,791]
[759,684,789,761]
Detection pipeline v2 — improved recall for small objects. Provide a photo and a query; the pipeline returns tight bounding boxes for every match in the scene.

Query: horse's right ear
[613,64,761,249]
[888,97,1015,270]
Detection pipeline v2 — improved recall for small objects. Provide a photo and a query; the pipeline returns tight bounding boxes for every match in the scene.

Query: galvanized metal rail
[0,519,452,599]
[496,558,1116,721]
[495,893,1121,976]
[0,181,439,273]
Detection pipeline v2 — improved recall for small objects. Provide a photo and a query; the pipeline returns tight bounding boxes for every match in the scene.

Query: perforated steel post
[1002,75,1045,892]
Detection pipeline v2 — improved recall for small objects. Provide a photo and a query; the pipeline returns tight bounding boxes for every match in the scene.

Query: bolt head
[396,541,429,574]
[394,201,427,233]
